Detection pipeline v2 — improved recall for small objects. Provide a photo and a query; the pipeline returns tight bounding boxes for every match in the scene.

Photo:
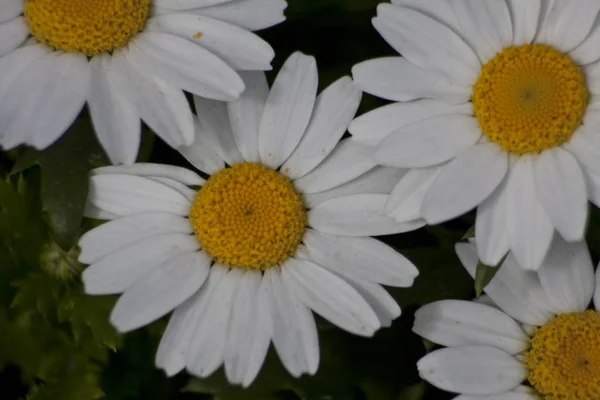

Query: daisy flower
[351,0,600,270]
[0,0,287,164]
[77,52,422,386]
[413,238,600,400]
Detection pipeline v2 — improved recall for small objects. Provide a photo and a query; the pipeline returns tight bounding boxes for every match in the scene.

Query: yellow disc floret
[472,44,588,155]
[189,163,306,270]
[525,311,600,400]
[24,0,151,56]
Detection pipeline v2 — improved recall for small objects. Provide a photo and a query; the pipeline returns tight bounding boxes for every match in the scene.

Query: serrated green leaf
[12,119,109,250]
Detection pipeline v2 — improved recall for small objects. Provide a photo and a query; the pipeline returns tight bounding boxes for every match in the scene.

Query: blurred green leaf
[474,261,500,297]
[12,119,108,250]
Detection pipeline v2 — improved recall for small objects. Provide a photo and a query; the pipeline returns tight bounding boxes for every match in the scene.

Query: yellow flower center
[524,311,600,400]
[189,163,306,270]
[472,44,588,155]
[24,0,151,56]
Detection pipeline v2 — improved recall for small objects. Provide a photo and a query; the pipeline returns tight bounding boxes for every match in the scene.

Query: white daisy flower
[413,238,600,400]
[77,52,422,387]
[0,0,287,164]
[351,0,600,271]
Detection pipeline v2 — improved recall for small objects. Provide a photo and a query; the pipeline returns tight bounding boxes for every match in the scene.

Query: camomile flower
[0,0,287,164]
[78,52,422,387]
[413,238,600,400]
[351,0,600,270]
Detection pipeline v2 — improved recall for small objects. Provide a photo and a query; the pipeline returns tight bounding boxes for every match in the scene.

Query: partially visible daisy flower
[0,0,286,164]
[78,52,421,386]
[413,237,599,399]
[352,0,600,270]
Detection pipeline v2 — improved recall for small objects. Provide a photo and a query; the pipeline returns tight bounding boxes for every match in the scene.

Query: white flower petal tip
[413,300,529,355]
[417,346,526,396]
[92,163,205,186]
[282,258,381,337]
[258,51,318,169]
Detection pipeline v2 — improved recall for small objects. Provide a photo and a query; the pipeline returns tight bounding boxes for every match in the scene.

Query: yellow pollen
[472,44,588,155]
[189,163,306,270]
[24,0,151,56]
[524,311,600,400]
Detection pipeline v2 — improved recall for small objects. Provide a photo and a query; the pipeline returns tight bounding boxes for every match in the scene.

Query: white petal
[0,0,22,23]
[147,14,274,70]
[450,0,513,63]
[293,140,376,194]
[475,179,510,267]
[596,266,600,311]
[148,177,197,202]
[178,120,226,175]
[79,212,193,264]
[538,237,595,314]
[193,96,244,165]
[413,300,529,355]
[282,258,380,336]
[581,164,600,209]
[456,243,554,326]
[506,157,554,271]
[110,251,211,332]
[391,0,461,33]
[534,148,587,241]
[0,51,71,149]
[88,54,140,165]
[535,0,568,43]
[352,57,470,105]
[227,71,269,163]
[385,164,445,223]
[564,123,600,176]
[422,143,508,224]
[281,77,362,180]
[82,233,200,295]
[304,167,406,209]
[27,53,90,149]
[506,0,541,45]
[569,20,600,65]
[93,163,204,186]
[543,0,600,53]
[417,346,525,395]
[115,49,195,148]
[349,99,472,147]
[302,229,419,287]
[265,267,319,377]
[83,203,118,221]
[194,0,287,31]
[130,32,244,101]
[0,46,47,117]
[88,174,191,217]
[155,0,232,10]
[585,61,600,95]
[375,115,481,168]
[187,267,242,378]
[344,279,400,327]
[241,272,273,386]
[224,270,269,386]
[258,52,317,169]
[155,264,228,376]
[0,18,29,57]
[308,194,426,236]
[453,392,537,400]
[373,4,480,86]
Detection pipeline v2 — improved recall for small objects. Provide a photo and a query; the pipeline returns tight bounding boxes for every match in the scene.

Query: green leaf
[474,261,499,297]
[12,119,108,250]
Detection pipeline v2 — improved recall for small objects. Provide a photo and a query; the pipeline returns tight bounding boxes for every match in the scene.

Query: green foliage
[12,118,108,250]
